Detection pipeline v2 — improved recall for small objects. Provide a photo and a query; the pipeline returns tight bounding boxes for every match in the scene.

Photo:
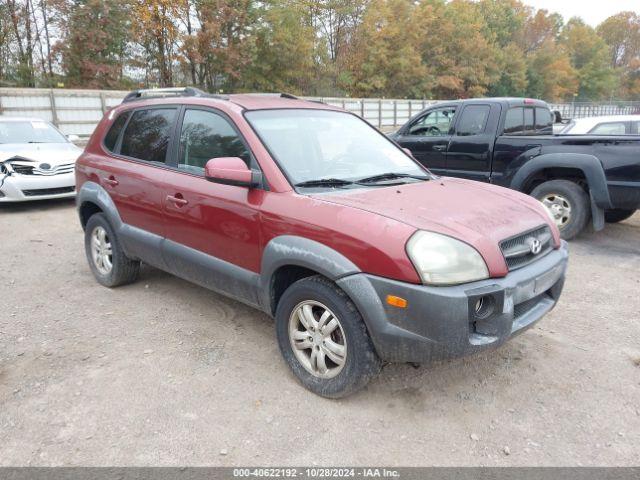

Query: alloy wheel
[541,193,572,228]
[91,226,113,275]
[288,300,347,379]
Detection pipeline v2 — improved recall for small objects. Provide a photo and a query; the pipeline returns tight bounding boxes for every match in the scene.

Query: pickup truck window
[456,105,490,136]
[589,122,627,135]
[408,107,456,137]
[535,107,553,133]
[120,108,177,164]
[524,108,534,133]
[503,106,553,135]
[178,109,250,174]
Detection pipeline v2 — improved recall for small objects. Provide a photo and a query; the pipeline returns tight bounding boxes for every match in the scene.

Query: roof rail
[121,87,228,103]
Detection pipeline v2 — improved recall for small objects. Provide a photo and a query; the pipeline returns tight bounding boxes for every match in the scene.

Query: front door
[395,106,456,174]
[161,107,264,305]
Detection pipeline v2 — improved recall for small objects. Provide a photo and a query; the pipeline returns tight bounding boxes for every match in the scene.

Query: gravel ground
[0,199,639,466]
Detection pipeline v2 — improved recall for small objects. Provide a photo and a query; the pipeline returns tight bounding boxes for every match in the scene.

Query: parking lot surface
[1,199,639,466]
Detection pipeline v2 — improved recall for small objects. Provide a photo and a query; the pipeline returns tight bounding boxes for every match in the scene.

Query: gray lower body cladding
[337,242,569,364]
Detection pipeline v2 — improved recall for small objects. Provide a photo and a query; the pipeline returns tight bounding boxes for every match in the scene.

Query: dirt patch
[0,199,639,466]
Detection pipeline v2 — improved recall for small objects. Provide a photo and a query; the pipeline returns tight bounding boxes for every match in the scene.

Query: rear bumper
[0,172,76,202]
[337,241,569,363]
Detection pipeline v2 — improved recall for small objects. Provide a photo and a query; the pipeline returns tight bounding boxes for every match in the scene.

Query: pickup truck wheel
[604,209,636,223]
[84,213,140,287]
[275,275,381,398]
[531,180,589,240]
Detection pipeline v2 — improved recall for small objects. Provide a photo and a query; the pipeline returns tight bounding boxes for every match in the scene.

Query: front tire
[275,276,381,398]
[604,209,636,223]
[84,213,140,287]
[531,180,590,240]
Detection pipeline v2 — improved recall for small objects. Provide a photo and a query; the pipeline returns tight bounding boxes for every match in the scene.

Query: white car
[558,115,640,135]
[0,117,83,202]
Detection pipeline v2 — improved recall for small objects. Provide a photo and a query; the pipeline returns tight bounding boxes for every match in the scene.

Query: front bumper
[337,241,569,363]
[0,172,76,202]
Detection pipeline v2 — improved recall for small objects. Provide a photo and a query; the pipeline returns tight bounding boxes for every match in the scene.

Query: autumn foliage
[0,0,638,101]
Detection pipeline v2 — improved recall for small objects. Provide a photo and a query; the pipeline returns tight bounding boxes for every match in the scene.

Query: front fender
[259,235,361,312]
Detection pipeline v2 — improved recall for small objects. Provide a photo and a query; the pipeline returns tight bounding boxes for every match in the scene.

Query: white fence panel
[2,88,639,137]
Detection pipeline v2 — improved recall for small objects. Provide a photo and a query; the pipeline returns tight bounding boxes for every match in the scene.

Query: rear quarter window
[503,107,524,134]
[120,108,177,163]
[103,111,130,152]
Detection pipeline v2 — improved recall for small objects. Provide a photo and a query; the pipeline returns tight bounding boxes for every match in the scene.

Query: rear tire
[275,275,381,398]
[531,180,590,240]
[604,209,636,223]
[84,213,140,287]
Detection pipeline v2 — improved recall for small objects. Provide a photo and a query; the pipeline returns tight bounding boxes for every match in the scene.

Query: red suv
[76,88,568,397]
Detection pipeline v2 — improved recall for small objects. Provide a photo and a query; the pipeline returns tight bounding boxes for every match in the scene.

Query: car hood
[0,143,82,165]
[311,177,560,277]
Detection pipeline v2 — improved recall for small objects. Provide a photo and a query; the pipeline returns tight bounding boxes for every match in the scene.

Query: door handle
[432,145,447,151]
[167,194,188,207]
[103,176,119,187]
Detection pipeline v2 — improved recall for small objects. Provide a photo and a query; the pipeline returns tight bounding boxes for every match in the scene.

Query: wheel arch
[259,235,361,316]
[76,181,123,231]
[510,153,611,208]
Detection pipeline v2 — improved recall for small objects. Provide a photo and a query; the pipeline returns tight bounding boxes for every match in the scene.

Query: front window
[178,109,250,175]
[245,109,427,188]
[0,120,68,144]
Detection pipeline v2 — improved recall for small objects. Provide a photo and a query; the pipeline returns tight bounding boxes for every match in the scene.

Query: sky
[521,0,639,27]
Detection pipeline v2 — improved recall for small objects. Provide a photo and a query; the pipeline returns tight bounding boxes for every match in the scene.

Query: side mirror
[67,134,80,142]
[204,157,258,188]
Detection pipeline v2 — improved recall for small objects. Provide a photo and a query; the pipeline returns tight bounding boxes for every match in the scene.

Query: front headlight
[406,231,489,285]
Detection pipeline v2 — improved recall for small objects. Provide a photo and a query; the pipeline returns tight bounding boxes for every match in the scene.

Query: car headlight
[406,231,489,285]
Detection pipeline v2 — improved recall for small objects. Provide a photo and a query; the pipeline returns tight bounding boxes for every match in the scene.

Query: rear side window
[535,107,553,133]
[504,107,523,134]
[178,109,250,174]
[456,105,490,136]
[589,122,627,135]
[120,108,177,163]
[524,108,534,133]
[103,111,130,152]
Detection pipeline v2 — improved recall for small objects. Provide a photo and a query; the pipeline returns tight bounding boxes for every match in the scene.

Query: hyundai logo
[527,237,542,255]
[39,163,51,170]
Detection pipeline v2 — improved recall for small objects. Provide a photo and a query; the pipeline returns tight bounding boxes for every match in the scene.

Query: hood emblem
[39,163,52,170]
[527,237,542,255]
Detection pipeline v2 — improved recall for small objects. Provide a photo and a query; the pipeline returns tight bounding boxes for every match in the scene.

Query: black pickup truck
[390,98,640,239]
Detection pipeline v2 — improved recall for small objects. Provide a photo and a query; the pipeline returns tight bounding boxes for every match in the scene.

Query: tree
[562,18,616,101]
[245,1,316,94]
[59,0,131,88]
[342,0,427,97]
[477,0,529,96]
[597,12,640,69]
[416,0,501,98]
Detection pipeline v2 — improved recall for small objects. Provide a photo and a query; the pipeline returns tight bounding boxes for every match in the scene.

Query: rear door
[395,106,456,174]
[445,103,498,182]
[100,106,177,267]
[160,107,264,305]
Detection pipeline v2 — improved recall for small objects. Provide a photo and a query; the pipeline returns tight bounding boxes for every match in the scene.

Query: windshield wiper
[356,172,430,184]
[294,178,354,188]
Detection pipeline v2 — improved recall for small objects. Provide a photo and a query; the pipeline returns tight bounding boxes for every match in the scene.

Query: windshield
[0,120,68,144]
[245,109,428,187]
